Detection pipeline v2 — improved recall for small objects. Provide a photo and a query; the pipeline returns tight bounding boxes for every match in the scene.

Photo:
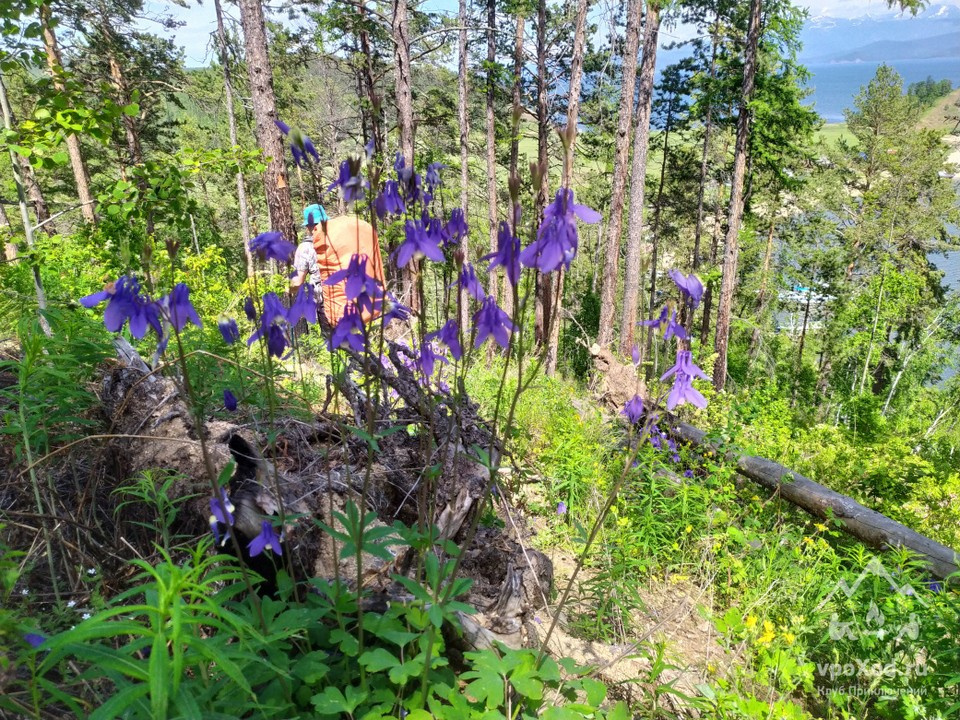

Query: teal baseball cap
[303,203,329,227]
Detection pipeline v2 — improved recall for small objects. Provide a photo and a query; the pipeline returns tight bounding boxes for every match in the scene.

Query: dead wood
[97,338,553,651]
[590,347,960,580]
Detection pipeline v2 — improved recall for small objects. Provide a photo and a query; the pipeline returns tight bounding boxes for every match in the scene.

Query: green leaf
[580,677,606,707]
[89,682,150,720]
[122,102,140,116]
[359,647,401,673]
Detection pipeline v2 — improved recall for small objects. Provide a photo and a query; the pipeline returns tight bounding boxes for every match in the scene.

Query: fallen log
[672,421,959,580]
[588,348,959,580]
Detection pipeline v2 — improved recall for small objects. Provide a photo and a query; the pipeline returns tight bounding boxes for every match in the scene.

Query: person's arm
[290,270,307,289]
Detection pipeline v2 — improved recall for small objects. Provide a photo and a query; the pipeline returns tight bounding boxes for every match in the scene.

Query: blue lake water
[804,57,960,123]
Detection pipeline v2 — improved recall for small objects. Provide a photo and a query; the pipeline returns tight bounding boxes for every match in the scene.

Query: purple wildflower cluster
[275,119,320,168]
[627,268,710,416]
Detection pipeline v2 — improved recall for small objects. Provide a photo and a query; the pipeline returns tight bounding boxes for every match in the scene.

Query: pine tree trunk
[391,0,418,311]
[458,0,470,331]
[596,0,642,348]
[214,0,254,279]
[618,1,660,356]
[534,0,550,346]
[712,0,761,392]
[699,195,724,346]
[747,218,776,361]
[485,0,498,306]
[41,4,96,224]
[504,12,525,317]
[692,10,720,272]
[544,0,590,376]
[237,0,296,244]
[643,123,671,370]
[0,75,50,334]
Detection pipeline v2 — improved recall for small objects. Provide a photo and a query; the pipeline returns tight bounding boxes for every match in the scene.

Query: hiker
[290,204,329,319]
[315,214,386,325]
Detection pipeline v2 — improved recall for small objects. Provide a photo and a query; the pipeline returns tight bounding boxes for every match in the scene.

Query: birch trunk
[458,0,471,331]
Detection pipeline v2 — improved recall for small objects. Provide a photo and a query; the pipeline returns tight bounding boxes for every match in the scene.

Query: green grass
[815,122,853,147]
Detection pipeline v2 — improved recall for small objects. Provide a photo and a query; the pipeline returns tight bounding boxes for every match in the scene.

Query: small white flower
[81,613,91,620]
[67,600,77,608]
[86,568,96,576]
[20,588,29,596]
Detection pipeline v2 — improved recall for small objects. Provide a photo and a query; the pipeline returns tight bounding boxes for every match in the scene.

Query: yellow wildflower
[745,615,757,629]
[758,621,776,645]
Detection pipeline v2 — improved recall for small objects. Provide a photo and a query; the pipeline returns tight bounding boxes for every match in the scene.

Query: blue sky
[145,0,960,67]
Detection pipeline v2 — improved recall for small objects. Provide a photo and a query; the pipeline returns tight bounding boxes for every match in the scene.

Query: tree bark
[0,76,50,335]
[391,0,418,311]
[214,0,254,279]
[458,0,471,331]
[504,12,525,317]
[596,0,642,348]
[747,218,776,361]
[485,0,498,306]
[643,121,672,370]
[672,421,959,580]
[534,0,550,346]
[713,0,761,392]
[40,4,96,225]
[618,1,660,356]
[237,0,296,244]
[692,9,721,273]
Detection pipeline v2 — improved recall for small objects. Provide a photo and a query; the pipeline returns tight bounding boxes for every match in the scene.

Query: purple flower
[328,159,368,204]
[268,325,289,358]
[664,310,687,342]
[248,520,283,557]
[80,276,162,340]
[327,254,382,314]
[209,489,235,545]
[455,263,486,302]
[219,318,240,345]
[666,374,708,410]
[423,214,450,249]
[375,180,405,219]
[286,283,318,326]
[427,319,463,361]
[631,344,640,367]
[302,135,320,163]
[250,231,296,263]
[23,632,45,648]
[276,119,320,166]
[446,208,468,245]
[519,188,601,273]
[417,341,447,378]
[557,501,567,515]
[684,469,694,478]
[668,269,704,309]
[650,435,662,449]
[473,297,516,349]
[483,222,521,288]
[380,292,411,324]
[159,283,202,332]
[623,395,644,425]
[243,297,256,321]
[247,292,289,358]
[394,219,444,268]
[328,304,365,353]
[639,305,669,329]
[223,389,238,412]
[425,162,445,190]
[661,350,709,384]
[672,453,680,462]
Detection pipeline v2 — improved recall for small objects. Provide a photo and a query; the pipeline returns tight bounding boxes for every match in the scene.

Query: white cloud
[800,0,960,18]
